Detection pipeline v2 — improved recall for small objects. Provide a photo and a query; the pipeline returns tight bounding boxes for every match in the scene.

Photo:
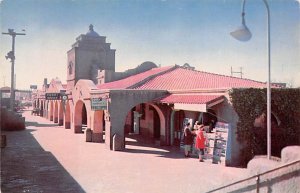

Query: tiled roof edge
[128,65,178,89]
[179,66,267,85]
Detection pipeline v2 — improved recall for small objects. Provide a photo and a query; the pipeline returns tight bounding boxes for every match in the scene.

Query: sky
[0,0,299,90]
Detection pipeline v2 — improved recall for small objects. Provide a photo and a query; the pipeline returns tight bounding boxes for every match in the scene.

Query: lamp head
[230,24,252,42]
[231,10,252,42]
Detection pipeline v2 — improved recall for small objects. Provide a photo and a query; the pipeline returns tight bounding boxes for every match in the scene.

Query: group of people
[183,122,207,162]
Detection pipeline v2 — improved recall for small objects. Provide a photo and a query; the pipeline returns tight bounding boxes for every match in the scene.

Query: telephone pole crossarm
[2,29,26,110]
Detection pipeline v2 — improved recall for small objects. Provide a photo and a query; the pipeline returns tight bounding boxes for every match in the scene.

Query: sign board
[30,85,37,89]
[211,122,229,165]
[91,98,107,111]
[45,93,60,100]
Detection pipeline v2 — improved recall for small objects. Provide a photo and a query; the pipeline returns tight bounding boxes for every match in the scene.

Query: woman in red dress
[195,124,206,162]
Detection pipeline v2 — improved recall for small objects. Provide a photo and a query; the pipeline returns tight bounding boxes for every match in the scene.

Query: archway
[40,101,44,117]
[49,101,54,121]
[64,102,71,129]
[201,108,218,132]
[152,106,161,140]
[36,99,40,110]
[33,100,37,109]
[54,101,59,123]
[124,103,165,147]
[74,100,87,133]
[58,100,64,126]
[254,112,281,129]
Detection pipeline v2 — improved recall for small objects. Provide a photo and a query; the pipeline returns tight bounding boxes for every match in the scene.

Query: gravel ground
[1,110,249,193]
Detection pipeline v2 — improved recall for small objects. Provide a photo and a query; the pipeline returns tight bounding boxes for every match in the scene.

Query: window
[68,62,73,75]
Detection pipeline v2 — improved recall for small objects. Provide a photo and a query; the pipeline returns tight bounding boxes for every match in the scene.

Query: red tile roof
[98,66,174,89]
[98,65,268,90]
[157,94,224,104]
[136,66,266,90]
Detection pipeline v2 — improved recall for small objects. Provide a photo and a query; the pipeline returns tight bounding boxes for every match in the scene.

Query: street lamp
[2,29,26,111]
[231,0,271,160]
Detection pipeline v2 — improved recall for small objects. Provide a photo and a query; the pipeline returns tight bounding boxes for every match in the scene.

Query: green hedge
[229,88,300,166]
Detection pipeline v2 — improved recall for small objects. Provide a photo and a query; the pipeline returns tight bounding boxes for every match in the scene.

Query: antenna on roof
[231,66,243,78]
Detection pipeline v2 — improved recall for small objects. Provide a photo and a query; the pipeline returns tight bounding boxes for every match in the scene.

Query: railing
[207,159,300,193]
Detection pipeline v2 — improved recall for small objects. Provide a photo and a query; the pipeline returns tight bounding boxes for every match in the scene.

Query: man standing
[183,123,194,157]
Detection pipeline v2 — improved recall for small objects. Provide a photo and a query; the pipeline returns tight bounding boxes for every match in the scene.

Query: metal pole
[10,35,15,110]
[256,175,260,193]
[2,29,26,111]
[262,0,271,160]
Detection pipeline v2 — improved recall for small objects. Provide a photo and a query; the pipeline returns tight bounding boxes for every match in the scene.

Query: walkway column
[105,108,125,151]
[92,110,104,143]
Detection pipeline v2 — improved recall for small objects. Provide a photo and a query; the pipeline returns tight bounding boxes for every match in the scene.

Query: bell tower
[66,24,116,92]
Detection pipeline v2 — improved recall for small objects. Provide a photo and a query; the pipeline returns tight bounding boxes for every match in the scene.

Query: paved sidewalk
[1,111,249,193]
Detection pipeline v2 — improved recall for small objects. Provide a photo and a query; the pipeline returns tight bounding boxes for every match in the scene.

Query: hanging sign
[45,93,60,100]
[91,98,107,111]
[30,85,37,89]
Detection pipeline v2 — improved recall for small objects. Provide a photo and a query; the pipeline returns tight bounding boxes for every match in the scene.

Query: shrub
[230,88,300,166]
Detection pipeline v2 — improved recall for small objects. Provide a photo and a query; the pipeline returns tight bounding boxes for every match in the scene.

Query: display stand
[211,122,229,165]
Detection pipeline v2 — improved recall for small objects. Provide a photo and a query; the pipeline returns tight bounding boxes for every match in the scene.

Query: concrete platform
[1,110,249,193]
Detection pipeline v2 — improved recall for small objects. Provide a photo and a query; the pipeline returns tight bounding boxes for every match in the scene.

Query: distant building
[0,87,11,108]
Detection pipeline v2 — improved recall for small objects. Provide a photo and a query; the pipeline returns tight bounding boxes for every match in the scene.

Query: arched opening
[37,99,40,110]
[40,101,44,117]
[49,101,54,121]
[253,112,283,157]
[74,100,87,133]
[152,105,161,140]
[201,108,218,133]
[33,100,36,109]
[254,112,281,129]
[64,102,71,129]
[58,101,64,126]
[124,103,165,147]
[54,101,59,123]
[93,110,105,142]
[82,105,87,125]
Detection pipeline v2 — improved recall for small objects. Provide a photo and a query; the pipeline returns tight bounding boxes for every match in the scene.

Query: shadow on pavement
[25,121,59,128]
[125,136,186,159]
[1,129,86,193]
[124,147,186,159]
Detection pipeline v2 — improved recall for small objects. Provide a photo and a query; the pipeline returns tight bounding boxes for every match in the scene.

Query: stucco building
[32,25,272,166]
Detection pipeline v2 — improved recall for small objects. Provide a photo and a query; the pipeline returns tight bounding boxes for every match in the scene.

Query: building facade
[32,25,272,166]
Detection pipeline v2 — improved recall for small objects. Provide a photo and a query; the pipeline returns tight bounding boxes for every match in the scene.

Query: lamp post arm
[241,0,246,25]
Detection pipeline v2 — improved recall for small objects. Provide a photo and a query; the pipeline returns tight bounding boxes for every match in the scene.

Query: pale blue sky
[1,0,299,89]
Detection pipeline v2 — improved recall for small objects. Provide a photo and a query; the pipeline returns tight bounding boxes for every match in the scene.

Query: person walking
[195,124,206,162]
[183,123,193,157]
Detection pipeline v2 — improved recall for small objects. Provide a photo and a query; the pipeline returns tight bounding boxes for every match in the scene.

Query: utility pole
[2,29,26,110]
